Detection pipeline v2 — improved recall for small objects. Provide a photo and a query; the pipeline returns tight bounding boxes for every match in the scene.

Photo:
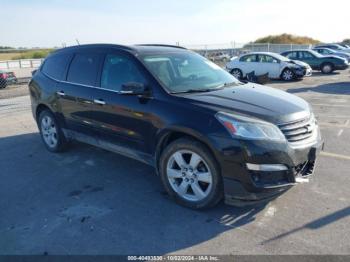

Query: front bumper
[334,64,349,70]
[293,67,312,77]
[211,132,324,205]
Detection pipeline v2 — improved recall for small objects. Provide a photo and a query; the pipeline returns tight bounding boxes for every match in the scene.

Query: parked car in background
[338,43,350,49]
[0,71,7,88]
[315,44,350,53]
[281,50,349,74]
[29,44,323,209]
[209,51,231,62]
[226,52,312,81]
[312,47,350,63]
[0,70,17,88]
[5,72,17,85]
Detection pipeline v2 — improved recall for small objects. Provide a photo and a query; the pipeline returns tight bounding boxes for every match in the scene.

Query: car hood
[288,60,310,68]
[322,55,347,61]
[180,83,311,124]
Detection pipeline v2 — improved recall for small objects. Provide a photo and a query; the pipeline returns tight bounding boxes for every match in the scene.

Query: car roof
[281,49,311,52]
[51,43,189,56]
[313,47,333,50]
[241,52,278,56]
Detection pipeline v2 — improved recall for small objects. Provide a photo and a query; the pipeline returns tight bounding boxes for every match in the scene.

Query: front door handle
[56,91,65,96]
[93,99,106,105]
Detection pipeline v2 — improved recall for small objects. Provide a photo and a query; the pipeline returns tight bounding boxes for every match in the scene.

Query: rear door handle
[57,91,65,96]
[94,99,106,105]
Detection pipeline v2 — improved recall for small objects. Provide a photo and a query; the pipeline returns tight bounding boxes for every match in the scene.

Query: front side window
[101,54,146,91]
[141,52,240,93]
[67,53,100,86]
[42,53,71,80]
[258,55,278,63]
[240,54,257,62]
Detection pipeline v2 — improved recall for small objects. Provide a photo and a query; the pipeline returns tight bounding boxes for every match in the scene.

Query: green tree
[253,34,320,44]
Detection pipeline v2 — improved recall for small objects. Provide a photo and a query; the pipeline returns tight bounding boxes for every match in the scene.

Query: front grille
[278,116,316,143]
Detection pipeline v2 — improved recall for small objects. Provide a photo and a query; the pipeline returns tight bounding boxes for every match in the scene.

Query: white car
[225,52,312,81]
[209,52,231,62]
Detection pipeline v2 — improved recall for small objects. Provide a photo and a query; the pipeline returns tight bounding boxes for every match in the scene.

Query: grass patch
[0,49,54,60]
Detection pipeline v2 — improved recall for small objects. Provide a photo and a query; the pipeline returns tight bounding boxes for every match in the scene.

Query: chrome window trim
[42,71,125,94]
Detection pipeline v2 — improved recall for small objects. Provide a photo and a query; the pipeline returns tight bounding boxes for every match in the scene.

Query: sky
[2,0,349,48]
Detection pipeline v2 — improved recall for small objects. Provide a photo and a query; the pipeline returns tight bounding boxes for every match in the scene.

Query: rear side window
[67,53,100,86]
[284,52,298,59]
[300,51,315,59]
[42,54,71,80]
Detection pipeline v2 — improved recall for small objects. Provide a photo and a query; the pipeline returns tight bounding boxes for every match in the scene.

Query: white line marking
[320,151,350,161]
[317,115,350,118]
[319,123,350,128]
[337,129,344,137]
[312,103,350,108]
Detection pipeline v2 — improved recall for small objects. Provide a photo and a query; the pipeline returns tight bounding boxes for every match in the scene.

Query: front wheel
[281,68,295,81]
[230,68,243,80]
[159,138,223,209]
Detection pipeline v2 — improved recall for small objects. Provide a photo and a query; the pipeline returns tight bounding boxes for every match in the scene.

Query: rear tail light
[0,73,8,79]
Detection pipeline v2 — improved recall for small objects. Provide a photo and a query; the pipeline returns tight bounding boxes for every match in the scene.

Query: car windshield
[141,52,240,93]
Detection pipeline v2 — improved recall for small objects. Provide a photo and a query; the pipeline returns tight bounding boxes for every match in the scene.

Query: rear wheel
[230,68,243,80]
[38,110,68,152]
[281,68,295,81]
[321,63,334,74]
[159,138,223,209]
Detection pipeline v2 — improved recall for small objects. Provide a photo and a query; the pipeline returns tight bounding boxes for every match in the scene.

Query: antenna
[76,39,80,45]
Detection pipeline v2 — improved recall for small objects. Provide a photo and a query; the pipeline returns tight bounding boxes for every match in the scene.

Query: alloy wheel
[166,150,213,202]
[322,65,332,74]
[41,115,58,148]
[231,69,242,79]
[282,69,293,81]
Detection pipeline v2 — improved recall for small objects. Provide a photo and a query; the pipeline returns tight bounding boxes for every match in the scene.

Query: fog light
[246,163,288,171]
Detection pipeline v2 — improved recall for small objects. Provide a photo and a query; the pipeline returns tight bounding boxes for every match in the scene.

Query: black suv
[29,44,323,209]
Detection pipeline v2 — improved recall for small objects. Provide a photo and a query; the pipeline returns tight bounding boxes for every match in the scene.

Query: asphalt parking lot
[0,71,349,255]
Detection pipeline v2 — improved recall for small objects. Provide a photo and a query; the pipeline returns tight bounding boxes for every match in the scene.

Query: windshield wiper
[171,88,220,94]
[216,81,241,89]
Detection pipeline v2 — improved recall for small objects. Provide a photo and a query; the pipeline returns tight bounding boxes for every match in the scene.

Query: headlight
[215,112,286,141]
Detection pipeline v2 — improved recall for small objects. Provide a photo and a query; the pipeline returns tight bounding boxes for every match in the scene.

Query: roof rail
[136,44,187,49]
[53,43,135,53]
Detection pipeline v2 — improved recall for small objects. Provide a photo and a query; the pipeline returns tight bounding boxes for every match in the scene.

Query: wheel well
[280,67,293,76]
[230,68,242,73]
[155,131,218,174]
[36,104,51,120]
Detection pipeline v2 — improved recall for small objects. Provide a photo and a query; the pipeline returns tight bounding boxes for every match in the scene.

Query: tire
[321,63,334,74]
[0,79,7,89]
[38,109,68,152]
[281,68,295,81]
[230,68,243,80]
[159,138,223,209]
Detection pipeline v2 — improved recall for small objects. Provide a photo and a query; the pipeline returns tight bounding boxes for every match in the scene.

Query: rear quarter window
[42,53,72,80]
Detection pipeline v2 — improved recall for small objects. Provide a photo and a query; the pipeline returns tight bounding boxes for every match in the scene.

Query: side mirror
[31,69,37,76]
[120,82,149,96]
